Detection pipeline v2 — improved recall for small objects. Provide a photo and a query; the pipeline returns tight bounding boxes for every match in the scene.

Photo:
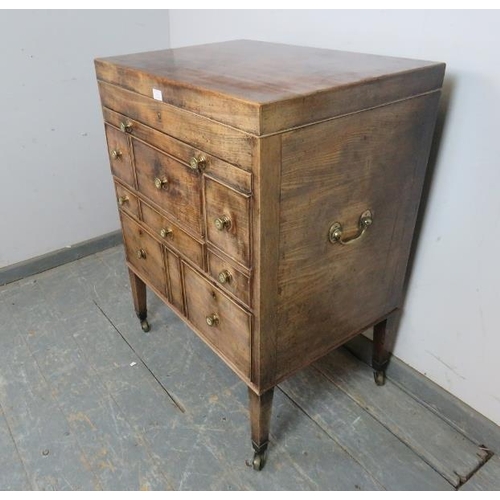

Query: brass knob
[160,228,172,238]
[120,120,133,133]
[206,313,220,327]
[117,195,129,206]
[189,155,207,171]
[136,249,146,259]
[154,177,168,190]
[111,149,122,160]
[214,215,231,231]
[217,270,232,284]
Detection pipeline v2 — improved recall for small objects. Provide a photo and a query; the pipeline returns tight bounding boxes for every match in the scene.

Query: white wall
[169,10,500,426]
[0,10,170,268]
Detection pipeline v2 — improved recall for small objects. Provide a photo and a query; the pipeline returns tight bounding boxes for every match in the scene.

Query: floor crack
[92,300,186,414]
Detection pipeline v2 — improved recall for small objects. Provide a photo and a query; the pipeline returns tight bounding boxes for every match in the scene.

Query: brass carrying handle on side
[328,210,373,246]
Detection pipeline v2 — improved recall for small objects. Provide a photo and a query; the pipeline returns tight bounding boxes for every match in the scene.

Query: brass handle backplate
[111,149,122,160]
[154,177,168,190]
[120,120,133,133]
[328,210,373,246]
[189,155,207,172]
[160,228,173,238]
[206,313,220,327]
[136,249,146,259]
[214,215,231,231]
[217,270,232,284]
[117,195,129,206]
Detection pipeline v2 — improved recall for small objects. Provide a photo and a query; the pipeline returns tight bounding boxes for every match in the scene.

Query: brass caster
[141,319,150,332]
[252,451,266,471]
[374,370,386,386]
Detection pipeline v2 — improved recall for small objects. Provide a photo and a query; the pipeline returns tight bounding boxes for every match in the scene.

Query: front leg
[128,269,150,332]
[248,387,274,471]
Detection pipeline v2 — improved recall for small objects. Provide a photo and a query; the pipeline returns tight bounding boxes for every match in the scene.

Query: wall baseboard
[0,231,123,287]
[344,335,500,455]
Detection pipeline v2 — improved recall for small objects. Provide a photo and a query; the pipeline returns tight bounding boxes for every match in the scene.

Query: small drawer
[105,124,135,188]
[121,213,167,296]
[141,202,204,269]
[133,139,203,235]
[204,177,251,267]
[183,263,251,379]
[114,182,140,220]
[164,248,184,314]
[207,250,250,307]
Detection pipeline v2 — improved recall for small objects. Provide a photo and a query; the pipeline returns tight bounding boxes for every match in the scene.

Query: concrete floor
[0,245,499,491]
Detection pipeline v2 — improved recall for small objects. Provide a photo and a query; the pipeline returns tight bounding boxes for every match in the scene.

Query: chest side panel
[275,92,441,381]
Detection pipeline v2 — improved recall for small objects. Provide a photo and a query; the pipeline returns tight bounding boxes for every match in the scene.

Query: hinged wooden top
[95,39,445,136]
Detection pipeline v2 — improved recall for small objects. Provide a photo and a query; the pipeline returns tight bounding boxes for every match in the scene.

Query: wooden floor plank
[280,366,453,490]
[0,404,32,490]
[460,455,500,491]
[4,273,173,491]
[315,349,489,487]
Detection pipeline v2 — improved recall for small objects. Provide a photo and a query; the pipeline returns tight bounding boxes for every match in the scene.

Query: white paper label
[152,88,163,101]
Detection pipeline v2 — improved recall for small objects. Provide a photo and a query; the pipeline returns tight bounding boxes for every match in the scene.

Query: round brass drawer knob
[189,155,207,171]
[160,228,172,238]
[154,177,168,190]
[206,313,220,327]
[214,215,231,231]
[120,120,133,133]
[111,149,122,160]
[217,270,232,284]
[136,249,146,259]
[117,195,129,206]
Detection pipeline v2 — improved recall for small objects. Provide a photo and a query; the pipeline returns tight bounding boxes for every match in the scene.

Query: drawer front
[207,250,250,307]
[205,177,251,267]
[133,139,203,234]
[121,213,167,295]
[105,124,135,188]
[141,202,204,269]
[165,249,184,314]
[98,81,254,171]
[183,263,251,379]
[115,182,140,220]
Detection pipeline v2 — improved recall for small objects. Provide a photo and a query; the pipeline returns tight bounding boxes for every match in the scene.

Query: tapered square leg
[248,387,274,471]
[128,269,150,332]
[372,310,400,386]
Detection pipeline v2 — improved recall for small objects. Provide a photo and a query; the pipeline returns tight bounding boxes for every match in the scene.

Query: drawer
[207,250,250,307]
[114,182,140,220]
[183,263,251,379]
[121,213,167,296]
[204,177,251,267]
[98,81,254,171]
[141,201,204,269]
[133,139,203,235]
[105,124,135,188]
[165,248,184,314]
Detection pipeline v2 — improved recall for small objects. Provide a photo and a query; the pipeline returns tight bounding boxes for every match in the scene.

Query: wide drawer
[114,182,140,220]
[141,201,204,269]
[133,139,203,235]
[98,81,254,171]
[204,177,251,267]
[183,263,251,379]
[207,250,250,307]
[105,124,135,188]
[121,213,167,296]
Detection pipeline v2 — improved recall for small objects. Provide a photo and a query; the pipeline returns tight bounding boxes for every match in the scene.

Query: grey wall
[0,10,170,268]
[169,10,500,426]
